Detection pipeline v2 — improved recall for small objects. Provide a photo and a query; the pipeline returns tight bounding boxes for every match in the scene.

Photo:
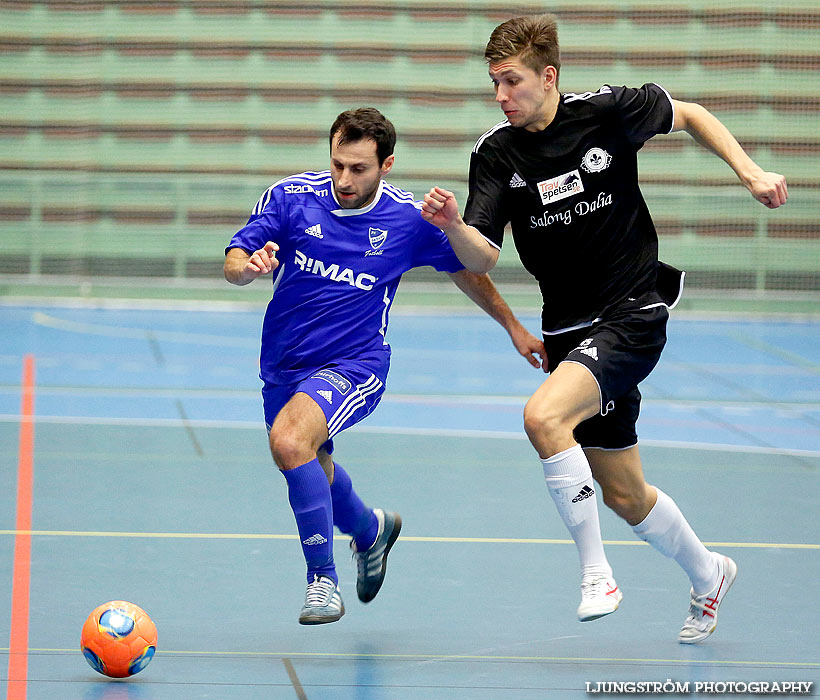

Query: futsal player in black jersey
[422,13,788,643]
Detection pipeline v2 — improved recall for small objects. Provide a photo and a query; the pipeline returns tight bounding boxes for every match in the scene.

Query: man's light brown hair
[484,13,560,81]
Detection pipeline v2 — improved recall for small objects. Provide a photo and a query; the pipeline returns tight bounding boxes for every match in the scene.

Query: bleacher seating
[1,0,818,292]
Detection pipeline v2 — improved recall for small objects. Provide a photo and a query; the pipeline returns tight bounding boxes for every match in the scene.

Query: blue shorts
[262,359,387,454]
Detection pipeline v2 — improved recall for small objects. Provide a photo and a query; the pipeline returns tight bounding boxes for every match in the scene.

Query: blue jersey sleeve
[225,185,284,255]
[412,211,465,273]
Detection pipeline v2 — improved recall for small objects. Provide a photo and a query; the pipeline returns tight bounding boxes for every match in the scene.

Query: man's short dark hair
[485,13,560,80]
[329,108,397,165]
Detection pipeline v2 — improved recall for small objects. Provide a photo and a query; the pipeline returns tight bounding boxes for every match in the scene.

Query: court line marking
[0,385,819,411]
[6,355,35,700]
[0,530,815,549]
[1,414,817,458]
[174,399,204,458]
[282,658,309,700]
[6,293,820,320]
[661,345,820,463]
[27,310,820,379]
[731,330,820,374]
[31,311,257,349]
[4,648,820,668]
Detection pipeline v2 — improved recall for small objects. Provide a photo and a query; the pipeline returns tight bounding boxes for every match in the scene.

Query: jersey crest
[368,227,388,250]
[581,148,612,173]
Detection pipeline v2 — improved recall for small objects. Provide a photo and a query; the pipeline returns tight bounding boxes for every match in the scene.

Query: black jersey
[464,83,683,333]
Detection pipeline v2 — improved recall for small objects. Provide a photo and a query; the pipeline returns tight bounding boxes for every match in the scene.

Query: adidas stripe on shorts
[262,357,387,454]
[543,304,669,450]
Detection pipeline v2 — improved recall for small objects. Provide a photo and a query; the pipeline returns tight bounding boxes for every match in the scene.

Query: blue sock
[282,458,336,584]
[331,462,378,551]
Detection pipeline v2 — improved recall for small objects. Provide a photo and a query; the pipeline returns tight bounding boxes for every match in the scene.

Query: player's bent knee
[523,398,570,444]
[268,428,312,471]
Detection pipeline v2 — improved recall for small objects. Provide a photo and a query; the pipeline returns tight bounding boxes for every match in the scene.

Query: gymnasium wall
[1,0,818,301]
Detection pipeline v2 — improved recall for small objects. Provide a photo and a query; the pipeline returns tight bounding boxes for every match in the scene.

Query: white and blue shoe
[298,574,345,625]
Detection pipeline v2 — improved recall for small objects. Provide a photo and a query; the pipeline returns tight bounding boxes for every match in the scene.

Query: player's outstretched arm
[448,270,546,370]
[224,241,280,286]
[671,99,788,209]
[422,187,500,274]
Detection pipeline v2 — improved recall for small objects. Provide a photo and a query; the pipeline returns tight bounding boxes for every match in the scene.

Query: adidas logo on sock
[580,346,598,361]
[509,172,526,188]
[317,389,333,404]
[572,485,595,503]
[303,533,328,546]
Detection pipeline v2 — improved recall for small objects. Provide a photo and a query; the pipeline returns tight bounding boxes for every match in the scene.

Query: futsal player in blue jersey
[225,107,545,624]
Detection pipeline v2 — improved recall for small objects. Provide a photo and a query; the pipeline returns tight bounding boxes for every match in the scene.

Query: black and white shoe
[351,508,402,603]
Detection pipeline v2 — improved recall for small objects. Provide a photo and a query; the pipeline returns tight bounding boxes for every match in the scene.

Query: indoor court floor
[1,299,819,699]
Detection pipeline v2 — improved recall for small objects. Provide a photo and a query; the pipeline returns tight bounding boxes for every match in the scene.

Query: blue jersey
[226,171,464,385]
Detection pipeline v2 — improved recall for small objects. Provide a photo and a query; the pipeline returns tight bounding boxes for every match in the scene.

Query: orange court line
[6,355,35,700]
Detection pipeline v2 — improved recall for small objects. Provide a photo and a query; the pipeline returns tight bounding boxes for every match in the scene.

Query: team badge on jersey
[368,227,388,250]
[537,170,584,205]
[581,148,612,173]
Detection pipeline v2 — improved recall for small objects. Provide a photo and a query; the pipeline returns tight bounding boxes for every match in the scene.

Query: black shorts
[543,305,669,450]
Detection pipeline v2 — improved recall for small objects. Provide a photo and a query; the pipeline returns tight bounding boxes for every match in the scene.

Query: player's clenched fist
[749,171,788,209]
[421,187,461,231]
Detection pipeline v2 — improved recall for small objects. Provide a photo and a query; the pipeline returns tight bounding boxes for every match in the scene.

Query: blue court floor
[1,300,819,699]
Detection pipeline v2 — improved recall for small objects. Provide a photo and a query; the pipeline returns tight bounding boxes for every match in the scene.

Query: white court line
[0,413,818,458]
[0,386,262,399]
[25,310,820,362]
[31,311,257,349]
[0,386,817,412]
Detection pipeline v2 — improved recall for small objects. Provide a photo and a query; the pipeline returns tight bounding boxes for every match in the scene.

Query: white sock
[632,488,718,594]
[541,445,611,577]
